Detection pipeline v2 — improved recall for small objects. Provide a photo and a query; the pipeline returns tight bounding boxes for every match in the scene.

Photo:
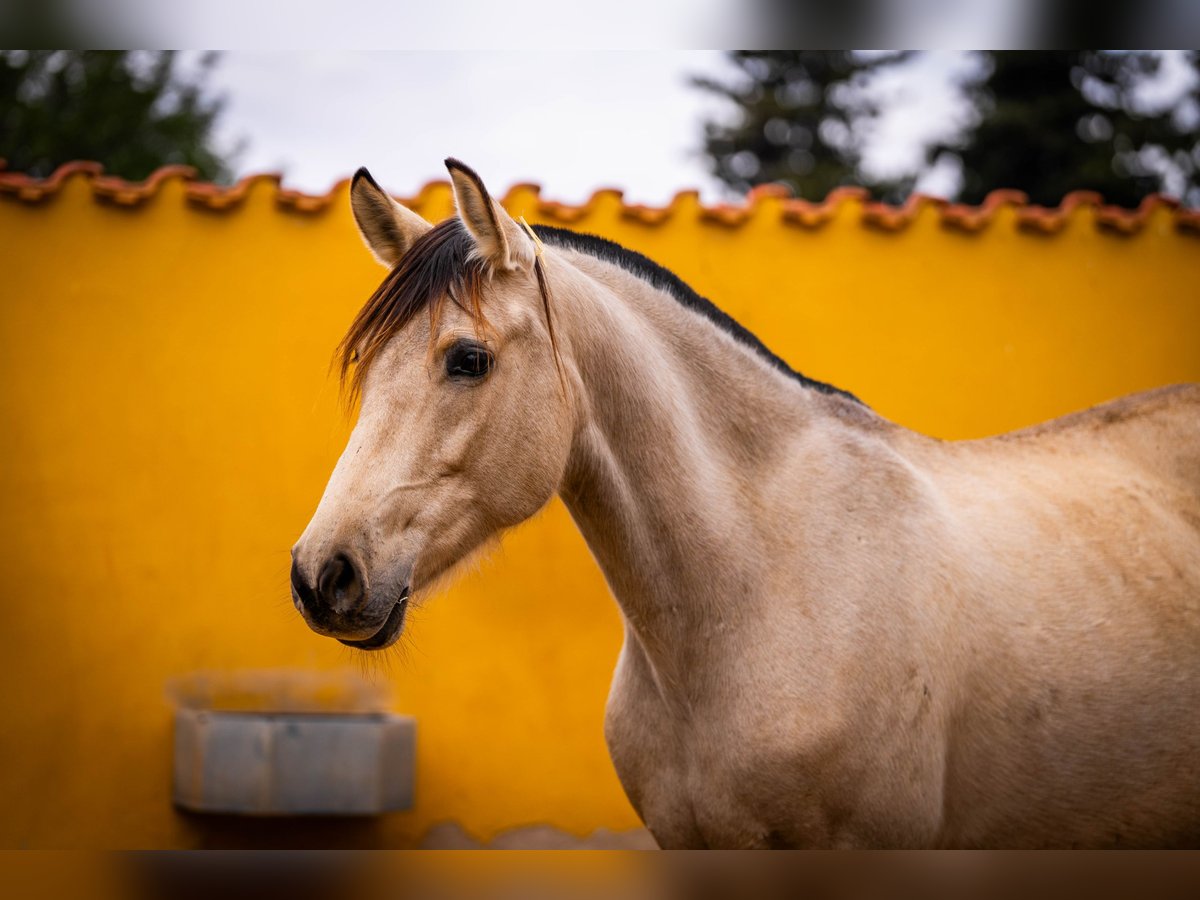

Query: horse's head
[291,160,574,649]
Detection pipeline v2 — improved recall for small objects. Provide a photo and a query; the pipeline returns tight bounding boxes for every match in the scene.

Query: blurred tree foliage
[694,51,1200,207]
[0,50,236,182]
[692,52,901,201]
[946,51,1199,208]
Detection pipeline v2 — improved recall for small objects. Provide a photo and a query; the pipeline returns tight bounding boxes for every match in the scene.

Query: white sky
[204,51,1195,205]
[208,51,736,205]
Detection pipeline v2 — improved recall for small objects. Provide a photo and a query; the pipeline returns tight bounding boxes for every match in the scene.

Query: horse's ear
[445,158,535,272]
[350,167,432,268]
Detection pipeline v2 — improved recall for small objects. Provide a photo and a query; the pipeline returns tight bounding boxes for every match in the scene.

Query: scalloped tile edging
[1,159,1197,237]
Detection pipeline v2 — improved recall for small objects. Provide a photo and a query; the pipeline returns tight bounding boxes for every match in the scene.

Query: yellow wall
[0,169,1197,848]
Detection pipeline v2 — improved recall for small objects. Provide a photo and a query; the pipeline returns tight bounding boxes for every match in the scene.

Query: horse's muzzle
[290,551,408,649]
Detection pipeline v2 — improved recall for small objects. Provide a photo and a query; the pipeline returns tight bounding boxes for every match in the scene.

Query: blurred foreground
[2,0,1198,48]
[6,852,1200,900]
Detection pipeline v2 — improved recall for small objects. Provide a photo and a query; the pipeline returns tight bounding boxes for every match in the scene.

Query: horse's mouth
[338,589,409,651]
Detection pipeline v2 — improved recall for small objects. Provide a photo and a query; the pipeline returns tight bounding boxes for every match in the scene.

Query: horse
[291,159,1200,848]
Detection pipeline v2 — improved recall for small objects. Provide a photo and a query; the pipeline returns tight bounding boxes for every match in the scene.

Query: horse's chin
[337,591,409,651]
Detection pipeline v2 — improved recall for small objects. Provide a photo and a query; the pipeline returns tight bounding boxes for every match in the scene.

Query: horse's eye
[445,342,494,379]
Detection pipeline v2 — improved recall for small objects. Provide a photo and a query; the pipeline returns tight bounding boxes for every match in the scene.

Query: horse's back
[957,382,1200,610]
[996,383,1200,495]
[928,383,1200,846]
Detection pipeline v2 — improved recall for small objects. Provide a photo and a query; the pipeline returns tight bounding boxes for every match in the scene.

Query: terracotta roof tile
[184,172,283,210]
[862,193,948,230]
[0,161,1196,238]
[536,187,628,224]
[276,177,350,214]
[618,190,701,226]
[92,165,198,205]
[940,189,1028,232]
[0,160,104,202]
[1095,193,1181,235]
[780,186,870,228]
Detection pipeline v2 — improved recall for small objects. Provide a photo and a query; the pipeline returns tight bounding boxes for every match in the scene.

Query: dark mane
[339,217,860,406]
[531,225,861,404]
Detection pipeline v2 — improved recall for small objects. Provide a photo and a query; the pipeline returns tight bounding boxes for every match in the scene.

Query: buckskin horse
[291,160,1200,848]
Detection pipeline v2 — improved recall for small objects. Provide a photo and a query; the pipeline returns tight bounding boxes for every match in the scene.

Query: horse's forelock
[337,217,487,401]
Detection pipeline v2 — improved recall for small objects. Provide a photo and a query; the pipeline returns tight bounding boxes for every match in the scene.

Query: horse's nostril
[291,557,316,610]
[317,552,365,614]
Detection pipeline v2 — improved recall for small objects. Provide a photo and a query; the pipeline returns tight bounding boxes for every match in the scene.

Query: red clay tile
[0,161,1195,238]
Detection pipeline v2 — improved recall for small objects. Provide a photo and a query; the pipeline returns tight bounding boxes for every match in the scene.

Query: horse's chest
[601,637,943,849]
[605,705,733,847]
[607,705,813,848]
[603,654,778,848]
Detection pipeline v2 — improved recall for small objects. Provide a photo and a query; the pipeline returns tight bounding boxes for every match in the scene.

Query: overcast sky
[206,51,984,204]
[207,51,738,204]
[204,51,1195,205]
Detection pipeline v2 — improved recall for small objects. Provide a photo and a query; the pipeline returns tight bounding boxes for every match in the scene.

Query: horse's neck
[553,256,827,703]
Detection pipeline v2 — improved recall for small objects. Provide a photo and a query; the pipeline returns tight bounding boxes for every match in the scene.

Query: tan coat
[294,161,1200,848]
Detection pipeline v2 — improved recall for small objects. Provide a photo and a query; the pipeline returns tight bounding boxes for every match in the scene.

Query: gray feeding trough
[169,670,414,816]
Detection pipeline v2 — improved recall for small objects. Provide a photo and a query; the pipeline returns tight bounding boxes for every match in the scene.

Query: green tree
[0,50,237,182]
[694,51,1200,208]
[942,51,1200,208]
[692,51,906,201]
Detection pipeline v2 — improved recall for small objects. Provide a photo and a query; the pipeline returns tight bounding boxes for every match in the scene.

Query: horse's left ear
[445,158,535,272]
